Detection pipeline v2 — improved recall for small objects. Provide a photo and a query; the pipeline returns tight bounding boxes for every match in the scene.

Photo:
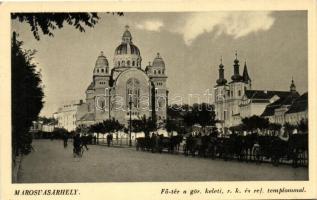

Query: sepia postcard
[0,0,316,199]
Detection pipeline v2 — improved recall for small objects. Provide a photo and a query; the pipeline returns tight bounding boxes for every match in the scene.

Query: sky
[11,11,308,117]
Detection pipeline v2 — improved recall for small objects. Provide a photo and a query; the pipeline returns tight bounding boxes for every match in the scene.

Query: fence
[97,138,137,147]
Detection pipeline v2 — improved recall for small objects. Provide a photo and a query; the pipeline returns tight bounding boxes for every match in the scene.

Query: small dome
[152,53,165,68]
[95,51,109,67]
[115,43,140,55]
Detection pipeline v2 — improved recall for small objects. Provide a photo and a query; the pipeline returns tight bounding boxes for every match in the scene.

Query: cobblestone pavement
[18,139,308,183]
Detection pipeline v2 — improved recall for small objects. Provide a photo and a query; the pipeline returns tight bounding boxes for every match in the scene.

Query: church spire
[290,76,296,92]
[242,60,251,84]
[216,56,227,86]
[231,50,242,82]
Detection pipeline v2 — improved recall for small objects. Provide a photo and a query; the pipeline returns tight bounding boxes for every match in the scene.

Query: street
[18,139,308,183]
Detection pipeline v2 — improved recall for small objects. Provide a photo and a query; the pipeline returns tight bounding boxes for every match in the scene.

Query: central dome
[114,25,142,68]
[115,43,140,55]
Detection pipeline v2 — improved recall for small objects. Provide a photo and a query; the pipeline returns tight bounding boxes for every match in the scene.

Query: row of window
[153,69,165,75]
[118,60,139,67]
[95,68,109,74]
[156,82,163,86]
[126,112,140,116]
[216,89,242,98]
[99,81,107,85]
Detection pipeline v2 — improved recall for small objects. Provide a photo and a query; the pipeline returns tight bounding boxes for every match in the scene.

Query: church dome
[114,25,142,68]
[114,25,140,56]
[152,53,165,68]
[95,51,109,67]
[115,43,140,55]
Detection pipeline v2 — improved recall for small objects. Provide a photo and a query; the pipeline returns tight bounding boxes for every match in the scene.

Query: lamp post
[129,95,132,147]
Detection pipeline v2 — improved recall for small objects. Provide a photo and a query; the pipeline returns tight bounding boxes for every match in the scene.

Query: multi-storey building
[77,26,168,126]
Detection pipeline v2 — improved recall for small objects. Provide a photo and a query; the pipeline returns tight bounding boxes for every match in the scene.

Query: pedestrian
[81,134,89,150]
[73,133,82,157]
[63,133,68,148]
[93,135,97,144]
[106,134,111,147]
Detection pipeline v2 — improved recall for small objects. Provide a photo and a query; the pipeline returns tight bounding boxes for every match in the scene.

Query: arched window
[101,69,104,73]
[158,70,161,74]
[126,78,140,108]
[97,69,99,73]
[154,70,156,75]
[122,60,125,66]
[118,61,120,66]
[132,61,135,66]
[162,69,165,74]
[127,60,130,66]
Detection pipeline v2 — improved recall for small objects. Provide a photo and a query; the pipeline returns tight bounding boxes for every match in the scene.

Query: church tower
[214,57,229,125]
[85,51,111,122]
[227,51,246,127]
[146,53,168,123]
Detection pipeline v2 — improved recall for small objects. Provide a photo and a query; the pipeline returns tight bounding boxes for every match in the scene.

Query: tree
[131,116,157,137]
[38,116,57,125]
[12,32,44,156]
[183,103,216,128]
[88,122,104,144]
[103,118,124,136]
[165,119,178,136]
[11,12,123,40]
[241,115,269,133]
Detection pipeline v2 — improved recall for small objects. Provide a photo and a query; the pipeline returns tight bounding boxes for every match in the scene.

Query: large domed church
[77,26,168,126]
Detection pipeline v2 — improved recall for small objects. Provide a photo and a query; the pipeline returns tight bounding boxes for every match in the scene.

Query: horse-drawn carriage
[136,134,183,153]
[183,133,308,167]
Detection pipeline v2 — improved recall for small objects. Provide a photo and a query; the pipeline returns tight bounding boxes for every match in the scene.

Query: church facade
[76,26,168,126]
[213,52,298,132]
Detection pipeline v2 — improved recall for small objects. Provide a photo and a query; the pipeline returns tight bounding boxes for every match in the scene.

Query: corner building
[77,26,168,126]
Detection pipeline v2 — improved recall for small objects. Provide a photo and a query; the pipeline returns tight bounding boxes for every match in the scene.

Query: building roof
[285,92,308,114]
[261,91,300,117]
[86,82,94,91]
[245,90,296,100]
[242,62,251,83]
[79,113,95,122]
[115,43,140,55]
